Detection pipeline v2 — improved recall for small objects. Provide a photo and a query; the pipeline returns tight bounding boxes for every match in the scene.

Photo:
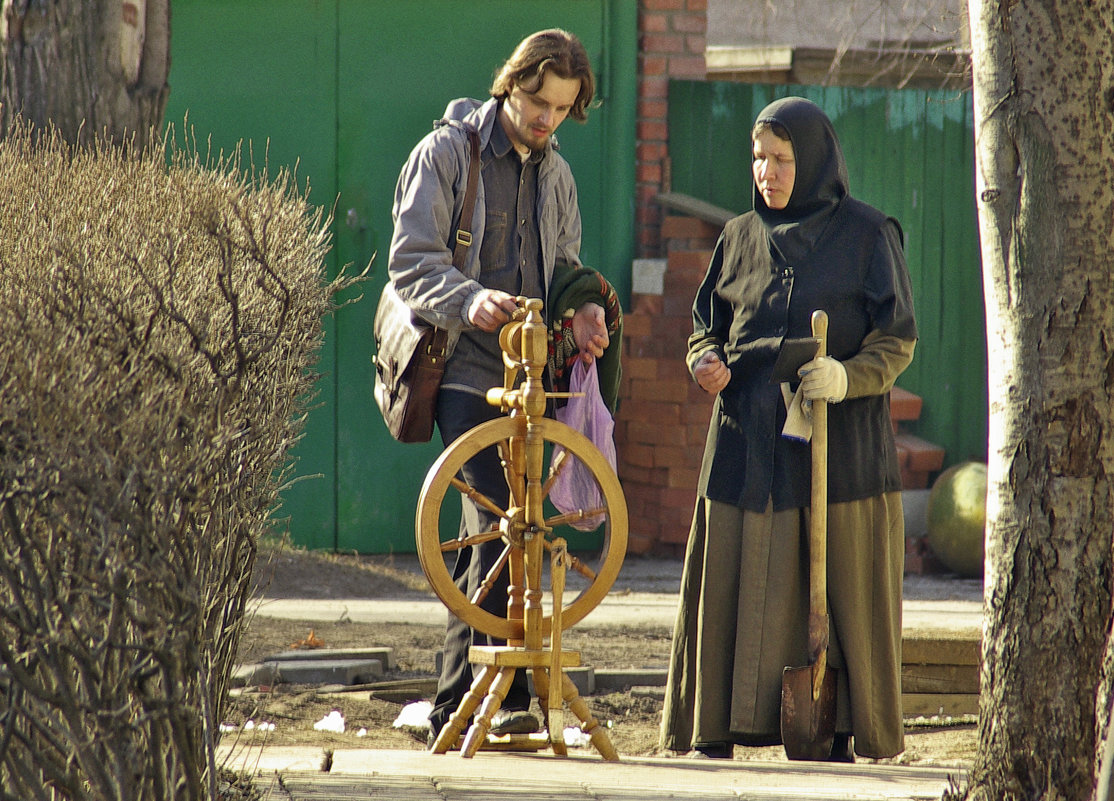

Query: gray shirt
[443,114,544,395]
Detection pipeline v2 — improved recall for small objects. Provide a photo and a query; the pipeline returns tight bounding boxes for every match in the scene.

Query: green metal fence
[668,80,987,472]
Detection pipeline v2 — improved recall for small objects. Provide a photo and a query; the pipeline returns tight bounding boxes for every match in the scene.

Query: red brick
[616,464,654,486]
[659,521,691,545]
[617,398,682,426]
[890,386,923,422]
[663,292,695,318]
[626,532,655,555]
[894,432,945,472]
[650,357,687,381]
[636,163,663,184]
[628,358,659,383]
[641,0,684,11]
[642,12,669,33]
[627,377,681,404]
[669,53,706,78]
[642,33,686,54]
[639,55,668,77]
[901,468,930,490]
[685,0,707,11]
[637,120,669,141]
[637,141,668,162]
[661,215,719,241]
[624,442,656,469]
[652,445,688,468]
[639,99,668,121]
[682,400,713,424]
[672,13,706,33]
[635,201,661,223]
[668,466,701,489]
[622,312,652,339]
[632,294,664,317]
[667,248,712,271]
[684,34,707,55]
[639,75,669,100]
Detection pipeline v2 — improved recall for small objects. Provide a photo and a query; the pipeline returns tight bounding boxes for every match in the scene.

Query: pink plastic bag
[549,358,616,531]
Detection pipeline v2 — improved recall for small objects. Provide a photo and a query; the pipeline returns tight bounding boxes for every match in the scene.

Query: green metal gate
[166,1,637,552]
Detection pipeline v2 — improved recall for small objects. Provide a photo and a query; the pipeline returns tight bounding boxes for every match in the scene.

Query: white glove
[798,356,847,402]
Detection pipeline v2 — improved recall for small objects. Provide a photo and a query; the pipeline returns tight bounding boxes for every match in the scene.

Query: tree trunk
[966,1,1114,799]
[1,0,170,144]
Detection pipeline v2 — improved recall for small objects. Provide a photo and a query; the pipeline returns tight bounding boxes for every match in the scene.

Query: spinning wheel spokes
[416,416,627,642]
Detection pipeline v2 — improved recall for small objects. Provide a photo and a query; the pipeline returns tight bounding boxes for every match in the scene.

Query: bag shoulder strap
[451,126,481,271]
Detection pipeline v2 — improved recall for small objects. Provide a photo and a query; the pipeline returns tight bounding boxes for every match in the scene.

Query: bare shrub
[0,121,360,800]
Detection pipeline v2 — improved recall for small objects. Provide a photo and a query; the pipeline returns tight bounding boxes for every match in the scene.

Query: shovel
[780,309,838,761]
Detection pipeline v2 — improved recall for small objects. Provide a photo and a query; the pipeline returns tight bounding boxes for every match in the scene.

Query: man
[387,29,620,746]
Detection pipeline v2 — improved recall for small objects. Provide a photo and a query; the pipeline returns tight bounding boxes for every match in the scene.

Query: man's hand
[571,302,609,364]
[467,289,519,332]
[693,351,730,394]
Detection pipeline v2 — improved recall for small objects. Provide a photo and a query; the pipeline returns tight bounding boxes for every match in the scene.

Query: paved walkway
[226,748,966,797]
[233,555,982,799]
[248,555,984,639]
[226,746,966,800]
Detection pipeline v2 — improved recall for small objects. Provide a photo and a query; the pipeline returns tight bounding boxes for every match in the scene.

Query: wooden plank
[903,635,980,666]
[902,663,979,694]
[656,191,737,227]
[902,692,979,717]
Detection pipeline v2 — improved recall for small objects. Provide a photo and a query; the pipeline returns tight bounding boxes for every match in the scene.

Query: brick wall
[615,214,721,555]
[636,0,707,258]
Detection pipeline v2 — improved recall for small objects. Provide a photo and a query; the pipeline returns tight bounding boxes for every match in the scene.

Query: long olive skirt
[659,494,905,759]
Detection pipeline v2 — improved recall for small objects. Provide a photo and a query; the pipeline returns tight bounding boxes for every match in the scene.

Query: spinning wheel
[416,416,627,642]
[415,297,627,761]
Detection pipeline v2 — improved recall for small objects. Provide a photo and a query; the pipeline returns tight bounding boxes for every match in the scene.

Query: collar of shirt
[488,106,545,164]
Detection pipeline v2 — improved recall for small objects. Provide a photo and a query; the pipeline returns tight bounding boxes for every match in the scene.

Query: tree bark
[1,0,170,145]
[966,1,1114,799]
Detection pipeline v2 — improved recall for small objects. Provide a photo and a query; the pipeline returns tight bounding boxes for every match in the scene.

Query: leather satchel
[373,125,480,443]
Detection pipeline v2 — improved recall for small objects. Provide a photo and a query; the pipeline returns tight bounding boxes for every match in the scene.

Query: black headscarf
[752,97,849,265]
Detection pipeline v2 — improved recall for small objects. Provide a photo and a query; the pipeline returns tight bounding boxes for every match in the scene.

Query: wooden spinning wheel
[416,416,627,642]
[415,297,627,760]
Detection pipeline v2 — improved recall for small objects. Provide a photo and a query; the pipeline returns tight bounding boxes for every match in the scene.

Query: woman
[660,97,917,762]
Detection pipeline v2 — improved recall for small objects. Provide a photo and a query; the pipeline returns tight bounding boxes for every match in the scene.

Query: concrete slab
[265,658,384,686]
[264,647,397,671]
[596,667,668,691]
[223,746,965,801]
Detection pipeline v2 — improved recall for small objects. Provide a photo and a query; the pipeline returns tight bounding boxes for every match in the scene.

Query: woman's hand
[798,356,847,402]
[572,302,609,364]
[693,351,730,394]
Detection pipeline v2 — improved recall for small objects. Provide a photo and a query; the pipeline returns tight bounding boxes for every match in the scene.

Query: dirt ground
[224,540,976,768]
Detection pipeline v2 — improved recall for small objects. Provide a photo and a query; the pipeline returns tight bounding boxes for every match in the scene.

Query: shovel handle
[809,310,829,665]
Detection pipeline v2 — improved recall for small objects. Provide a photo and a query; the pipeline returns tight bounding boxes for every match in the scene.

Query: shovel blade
[780,664,837,761]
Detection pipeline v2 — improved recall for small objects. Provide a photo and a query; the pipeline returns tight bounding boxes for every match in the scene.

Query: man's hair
[490,29,595,122]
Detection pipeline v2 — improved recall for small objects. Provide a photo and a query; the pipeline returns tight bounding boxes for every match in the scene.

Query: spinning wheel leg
[461,667,516,758]
[560,672,619,762]
[432,664,497,754]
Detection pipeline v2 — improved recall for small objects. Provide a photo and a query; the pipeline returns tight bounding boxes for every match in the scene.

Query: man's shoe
[489,708,541,736]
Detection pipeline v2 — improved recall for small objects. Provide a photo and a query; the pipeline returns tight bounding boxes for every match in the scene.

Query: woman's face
[752,129,796,210]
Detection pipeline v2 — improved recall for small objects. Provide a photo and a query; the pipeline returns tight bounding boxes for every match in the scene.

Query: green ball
[926,461,987,578]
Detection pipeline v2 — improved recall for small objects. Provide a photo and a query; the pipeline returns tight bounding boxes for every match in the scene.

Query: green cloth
[548,264,623,412]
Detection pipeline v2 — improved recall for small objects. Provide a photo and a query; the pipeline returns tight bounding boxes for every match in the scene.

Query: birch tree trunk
[1,0,170,144]
[966,1,1114,798]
